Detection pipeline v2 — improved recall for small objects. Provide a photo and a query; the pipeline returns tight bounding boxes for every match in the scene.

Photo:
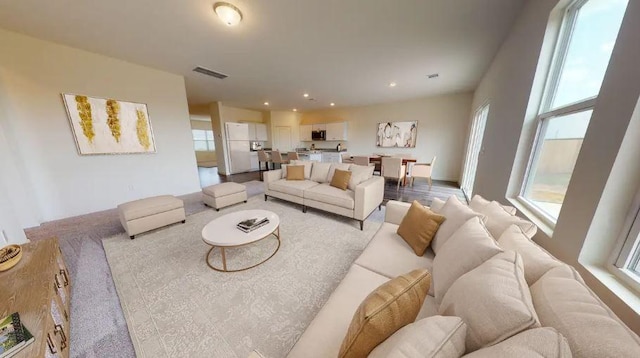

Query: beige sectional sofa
[287,196,640,357]
[263,161,385,230]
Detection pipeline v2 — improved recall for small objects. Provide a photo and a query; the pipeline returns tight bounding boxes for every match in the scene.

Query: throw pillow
[463,327,571,358]
[469,194,517,216]
[327,163,351,182]
[348,164,375,191]
[431,196,484,254]
[497,224,562,285]
[430,197,446,212]
[339,269,432,358]
[439,251,540,352]
[481,201,537,239]
[330,169,352,190]
[397,201,446,256]
[289,160,314,179]
[368,316,467,358]
[310,162,332,183]
[286,165,305,180]
[432,216,503,302]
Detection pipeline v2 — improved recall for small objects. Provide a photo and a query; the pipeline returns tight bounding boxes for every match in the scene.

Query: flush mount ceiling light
[303,93,309,98]
[213,2,243,26]
[293,108,297,112]
[389,82,397,87]
[330,103,335,106]
[263,101,269,106]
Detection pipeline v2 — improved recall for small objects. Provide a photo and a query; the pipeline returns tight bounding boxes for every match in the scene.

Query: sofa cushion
[530,265,640,358]
[339,269,431,358]
[469,194,517,216]
[348,164,375,191]
[463,328,571,358]
[430,197,446,212]
[497,225,562,285]
[118,195,183,221]
[310,162,332,183]
[328,163,352,182]
[286,265,389,358]
[397,201,446,256]
[369,316,467,358]
[269,179,318,197]
[290,160,314,179]
[439,251,540,352]
[202,182,245,198]
[355,223,435,287]
[478,201,537,239]
[432,217,503,302]
[432,196,484,254]
[331,169,352,190]
[286,165,305,180]
[305,183,355,209]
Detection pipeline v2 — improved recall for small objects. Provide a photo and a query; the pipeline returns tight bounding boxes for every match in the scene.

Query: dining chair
[341,153,353,164]
[271,150,288,169]
[257,150,271,180]
[287,152,300,161]
[410,156,437,189]
[381,157,406,189]
[353,156,374,167]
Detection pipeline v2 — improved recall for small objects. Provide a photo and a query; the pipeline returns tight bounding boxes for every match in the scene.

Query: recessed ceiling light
[427,73,439,79]
[263,102,269,106]
[330,103,335,106]
[389,82,397,87]
[213,2,243,26]
[293,108,297,112]
[303,93,309,98]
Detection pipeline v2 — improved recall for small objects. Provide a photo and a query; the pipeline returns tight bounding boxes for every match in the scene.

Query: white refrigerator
[226,123,251,173]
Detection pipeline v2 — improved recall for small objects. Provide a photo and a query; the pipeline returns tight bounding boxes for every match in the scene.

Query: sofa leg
[359,220,364,231]
[378,204,382,211]
[204,203,208,207]
[264,194,268,202]
[244,200,247,203]
[181,220,186,224]
[130,235,135,240]
[216,208,220,212]
[302,205,307,213]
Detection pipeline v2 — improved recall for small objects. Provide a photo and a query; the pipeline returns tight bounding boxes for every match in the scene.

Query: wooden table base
[205,227,281,272]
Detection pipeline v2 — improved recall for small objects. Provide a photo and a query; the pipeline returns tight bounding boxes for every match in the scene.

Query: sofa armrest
[354,176,385,220]
[263,169,282,192]
[384,200,411,225]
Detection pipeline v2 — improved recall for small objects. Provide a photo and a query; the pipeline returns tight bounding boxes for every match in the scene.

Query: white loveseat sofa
[263,161,385,230]
[287,196,640,357]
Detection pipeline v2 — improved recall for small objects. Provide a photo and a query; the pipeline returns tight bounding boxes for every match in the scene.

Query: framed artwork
[62,93,156,155]
[376,121,418,148]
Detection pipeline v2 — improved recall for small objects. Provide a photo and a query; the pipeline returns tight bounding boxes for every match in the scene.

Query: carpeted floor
[103,195,384,357]
[25,181,266,358]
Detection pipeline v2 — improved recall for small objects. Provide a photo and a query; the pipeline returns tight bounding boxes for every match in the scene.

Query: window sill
[507,196,555,238]
[582,264,640,316]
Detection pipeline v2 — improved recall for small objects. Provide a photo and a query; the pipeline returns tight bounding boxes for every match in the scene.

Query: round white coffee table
[201,209,280,272]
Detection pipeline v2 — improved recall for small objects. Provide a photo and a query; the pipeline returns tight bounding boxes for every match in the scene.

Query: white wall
[471,0,640,331]
[0,29,201,228]
[302,93,473,181]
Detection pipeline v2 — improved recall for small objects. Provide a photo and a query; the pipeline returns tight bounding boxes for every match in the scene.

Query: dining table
[367,155,417,186]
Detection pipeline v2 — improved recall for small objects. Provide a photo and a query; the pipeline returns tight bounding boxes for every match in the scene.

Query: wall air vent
[193,66,228,79]
[427,73,439,79]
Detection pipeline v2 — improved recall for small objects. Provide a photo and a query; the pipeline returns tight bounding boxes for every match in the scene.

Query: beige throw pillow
[368,316,467,358]
[430,197,446,213]
[439,251,540,352]
[480,201,537,239]
[469,195,517,216]
[286,165,305,180]
[327,163,352,182]
[348,164,375,191]
[339,269,432,358]
[310,162,332,183]
[397,201,446,256]
[331,169,352,190]
[432,216,503,302]
[464,328,571,358]
[431,196,484,254]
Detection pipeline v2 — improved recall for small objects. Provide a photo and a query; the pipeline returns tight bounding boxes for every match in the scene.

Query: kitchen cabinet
[250,152,259,171]
[312,124,326,131]
[247,123,268,141]
[326,122,348,141]
[321,152,342,163]
[309,153,322,162]
[300,125,312,141]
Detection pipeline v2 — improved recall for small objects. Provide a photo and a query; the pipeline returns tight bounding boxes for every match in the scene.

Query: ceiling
[0,0,526,111]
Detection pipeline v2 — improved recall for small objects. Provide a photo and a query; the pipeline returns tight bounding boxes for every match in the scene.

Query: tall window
[193,129,215,151]
[615,194,640,286]
[520,0,628,223]
[461,104,489,198]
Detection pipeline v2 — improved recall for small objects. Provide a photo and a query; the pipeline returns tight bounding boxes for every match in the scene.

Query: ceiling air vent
[193,66,228,79]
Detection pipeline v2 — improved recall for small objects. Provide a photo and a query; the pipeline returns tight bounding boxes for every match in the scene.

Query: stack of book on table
[0,312,34,358]
[237,217,270,233]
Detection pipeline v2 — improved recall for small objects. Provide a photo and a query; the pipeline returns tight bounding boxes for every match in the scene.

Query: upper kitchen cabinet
[326,122,348,141]
[300,125,312,141]
[226,122,250,140]
[312,124,326,131]
[246,123,268,141]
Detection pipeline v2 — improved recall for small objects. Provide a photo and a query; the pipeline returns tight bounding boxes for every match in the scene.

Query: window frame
[517,0,600,226]
[192,129,215,151]
[611,188,640,291]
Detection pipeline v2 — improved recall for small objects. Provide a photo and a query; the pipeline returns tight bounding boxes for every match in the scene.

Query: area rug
[102,196,384,358]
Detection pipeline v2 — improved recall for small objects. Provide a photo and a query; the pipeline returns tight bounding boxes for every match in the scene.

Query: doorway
[274,126,292,152]
[460,103,489,198]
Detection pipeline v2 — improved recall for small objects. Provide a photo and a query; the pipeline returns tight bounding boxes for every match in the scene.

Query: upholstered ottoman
[118,195,186,239]
[203,182,247,211]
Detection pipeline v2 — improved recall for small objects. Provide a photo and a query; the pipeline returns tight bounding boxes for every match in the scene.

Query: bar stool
[271,150,288,169]
[257,150,271,180]
[287,152,300,161]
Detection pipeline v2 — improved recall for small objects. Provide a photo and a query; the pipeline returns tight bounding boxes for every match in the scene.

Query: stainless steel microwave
[311,130,326,140]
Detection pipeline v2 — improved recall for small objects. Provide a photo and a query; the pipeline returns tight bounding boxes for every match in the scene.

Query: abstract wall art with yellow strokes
[62,93,156,155]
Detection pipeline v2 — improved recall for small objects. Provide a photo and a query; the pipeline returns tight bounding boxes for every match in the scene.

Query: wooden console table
[0,238,71,357]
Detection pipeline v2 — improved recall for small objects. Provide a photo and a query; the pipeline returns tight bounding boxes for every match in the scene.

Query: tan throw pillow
[439,251,540,352]
[331,169,352,190]
[397,201,446,256]
[289,160,314,179]
[286,165,305,180]
[339,269,432,358]
[368,316,467,358]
